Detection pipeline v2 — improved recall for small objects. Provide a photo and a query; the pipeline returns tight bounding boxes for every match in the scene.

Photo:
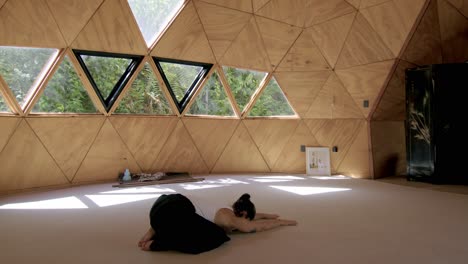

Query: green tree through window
[0,93,10,112]
[249,77,295,117]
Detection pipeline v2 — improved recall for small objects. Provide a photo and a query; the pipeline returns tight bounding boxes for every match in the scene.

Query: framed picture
[306,147,331,176]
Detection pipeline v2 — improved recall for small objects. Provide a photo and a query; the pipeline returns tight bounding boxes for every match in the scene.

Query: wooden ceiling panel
[151,120,209,174]
[73,119,141,183]
[0,120,68,192]
[446,0,468,18]
[0,117,20,153]
[346,0,361,9]
[200,0,253,13]
[360,0,391,9]
[304,75,334,119]
[195,0,252,61]
[152,1,215,63]
[212,122,270,173]
[183,118,239,171]
[337,120,370,178]
[255,0,307,27]
[27,117,105,181]
[221,17,272,71]
[304,0,355,27]
[275,71,332,117]
[371,121,406,178]
[46,0,104,46]
[110,117,178,173]
[393,0,427,33]
[438,0,468,63]
[336,60,395,118]
[0,0,7,8]
[255,16,302,70]
[253,0,272,12]
[71,0,147,55]
[0,0,66,47]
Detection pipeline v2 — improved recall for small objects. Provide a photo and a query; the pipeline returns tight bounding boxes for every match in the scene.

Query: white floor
[1,174,467,264]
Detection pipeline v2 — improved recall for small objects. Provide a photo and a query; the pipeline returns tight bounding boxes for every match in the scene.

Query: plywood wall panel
[110,117,178,173]
[337,121,370,178]
[253,0,272,12]
[0,120,68,192]
[71,0,147,55]
[0,0,66,47]
[0,0,7,9]
[27,117,105,181]
[438,0,468,63]
[446,0,468,18]
[304,0,355,27]
[371,121,406,178]
[46,0,104,46]
[0,117,20,153]
[346,0,361,9]
[393,0,427,35]
[152,1,215,63]
[304,75,334,119]
[73,119,141,183]
[328,73,364,118]
[360,0,391,9]
[200,0,253,13]
[256,0,307,27]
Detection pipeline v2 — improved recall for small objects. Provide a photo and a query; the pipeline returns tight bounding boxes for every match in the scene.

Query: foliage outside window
[0,93,10,112]
[222,66,267,112]
[159,61,203,103]
[128,0,184,47]
[115,62,172,115]
[249,77,295,117]
[0,46,57,107]
[187,72,235,116]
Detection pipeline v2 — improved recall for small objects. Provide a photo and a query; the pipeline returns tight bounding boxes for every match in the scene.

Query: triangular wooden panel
[255,16,302,69]
[46,0,104,46]
[335,13,394,69]
[337,120,370,178]
[304,119,364,171]
[311,12,356,69]
[438,0,468,63]
[360,0,390,9]
[0,0,66,47]
[304,0,355,27]
[221,17,272,71]
[212,122,270,173]
[372,60,416,121]
[346,0,361,9]
[195,0,252,61]
[304,75,334,119]
[328,73,363,118]
[0,120,68,192]
[27,117,105,182]
[152,1,215,63]
[361,1,413,57]
[446,0,468,18]
[244,119,300,168]
[109,117,178,173]
[276,28,331,72]
[253,0,271,12]
[151,120,209,173]
[183,118,239,171]
[402,0,443,66]
[393,0,427,34]
[71,0,147,55]
[255,0,307,27]
[271,121,319,173]
[0,0,6,9]
[275,71,332,117]
[200,0,253,13]
[0,117,20,154]
[73,119,141,183]
[335,59,395,118]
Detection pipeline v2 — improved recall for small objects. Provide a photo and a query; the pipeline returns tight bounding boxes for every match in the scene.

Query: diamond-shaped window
[115,62,173,115]
[0,46,58,109]
[248,77,296,117]
[0,92,11,113]
[153,57,212,113]
[74,50,143,112]
[128,0,185,47]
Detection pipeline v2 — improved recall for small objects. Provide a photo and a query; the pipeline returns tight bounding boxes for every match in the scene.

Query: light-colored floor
[1,174,467,264]
[377,175,468,195]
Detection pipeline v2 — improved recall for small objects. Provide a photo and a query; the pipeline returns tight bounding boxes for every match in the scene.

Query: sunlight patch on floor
[0,196,88,209]
[101,187,176,194]
[85,194,161,207]
[270,186,351,195]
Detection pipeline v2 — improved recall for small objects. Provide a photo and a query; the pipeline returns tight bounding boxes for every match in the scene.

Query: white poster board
[306,147,331,176]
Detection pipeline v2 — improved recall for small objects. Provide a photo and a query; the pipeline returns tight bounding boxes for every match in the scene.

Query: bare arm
[254,213,279,220]
[234,218,297,233]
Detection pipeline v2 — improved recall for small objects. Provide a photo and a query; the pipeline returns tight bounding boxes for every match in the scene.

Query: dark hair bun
[240,193,250,200]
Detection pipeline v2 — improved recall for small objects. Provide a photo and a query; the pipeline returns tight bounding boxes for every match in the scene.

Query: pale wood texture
[360,0,390,9]
[183,118,239,171]
[304,0,355,27]
[0,120,68,192]
[337,120,370,178]
[109,117,178,172]
[255,16,302,70]
[27,117,105,181]
[0,0,66,47]
[151,120,209,173]
[346,0,361,9]
[0,117,20,153]
[46,0,104,46]
[276,28,331,72]
[371,121,406,178]
[335,60,395,118]
[195,0,252,61]
[446,0,468,18]
[311,12,356,69]
[335,13,394,69]
[244,119,300,168]
[221,17,272,71]
[393,0,427,40]
[271,121,319,173]
[328,73,364,119]
[304,74,334,119]
[0,0,7,9]
[253,0,271,12]
[275,71,332,117]
[212,122,270,172]
[200,0,253,13]
[255,0,307,27]
[73,119,141,183]
[71,0,147,55]
[152,1,215,63]
[438,0,468,63]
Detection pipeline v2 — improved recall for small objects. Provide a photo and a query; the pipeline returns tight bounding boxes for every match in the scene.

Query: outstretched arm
[254,213,279,220]
[234,218,297,233]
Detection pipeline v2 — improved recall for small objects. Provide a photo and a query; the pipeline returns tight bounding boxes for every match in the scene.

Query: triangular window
[115,62,173,115]
[0,46,58,108]
[153,57,212,113]
[222,66,267,112]
[187,71,235,116]
[74,50,143,111]
[248,77,296,117]
[32,55,98,113]
[0,92,11,113]
[128,0,185,47]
